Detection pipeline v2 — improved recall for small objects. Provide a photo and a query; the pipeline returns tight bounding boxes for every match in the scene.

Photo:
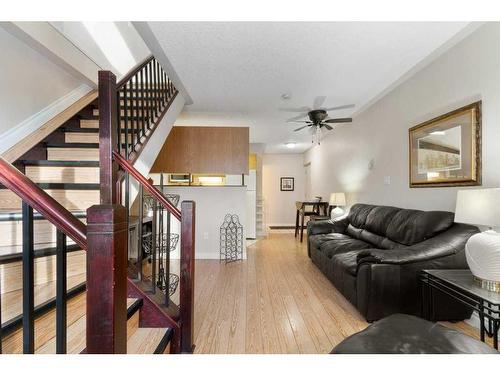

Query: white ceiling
[148,22,470,153]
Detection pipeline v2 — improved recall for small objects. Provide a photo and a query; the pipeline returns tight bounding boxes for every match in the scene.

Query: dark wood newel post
[180,201,195,353]
[98,71,118,204]
[86,70,127,353]
[86,205,128,353]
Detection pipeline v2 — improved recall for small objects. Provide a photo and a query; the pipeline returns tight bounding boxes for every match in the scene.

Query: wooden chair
[295,201,323,242]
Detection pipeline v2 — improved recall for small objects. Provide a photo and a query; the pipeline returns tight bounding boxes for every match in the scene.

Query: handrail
[116,55,154,89]
[113,151,181,220]
[0,157,87,249]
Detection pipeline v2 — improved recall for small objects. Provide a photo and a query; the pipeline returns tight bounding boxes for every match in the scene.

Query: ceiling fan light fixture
[285,142,296,149]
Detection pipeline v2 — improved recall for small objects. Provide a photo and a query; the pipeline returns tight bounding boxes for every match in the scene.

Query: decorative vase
[465,230,500,292]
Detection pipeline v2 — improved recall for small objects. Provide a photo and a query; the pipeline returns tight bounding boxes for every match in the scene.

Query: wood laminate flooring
[192,232,490,354]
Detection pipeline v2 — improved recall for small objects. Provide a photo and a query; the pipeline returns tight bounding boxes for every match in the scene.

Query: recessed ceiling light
[281,93,292,100]
[285,142,296,149]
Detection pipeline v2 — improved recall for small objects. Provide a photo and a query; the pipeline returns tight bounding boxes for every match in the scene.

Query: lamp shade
[455,188,500,228]
[329,192,346,207]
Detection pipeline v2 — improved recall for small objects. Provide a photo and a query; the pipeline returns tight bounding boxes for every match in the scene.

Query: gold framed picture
[409,101,481,188]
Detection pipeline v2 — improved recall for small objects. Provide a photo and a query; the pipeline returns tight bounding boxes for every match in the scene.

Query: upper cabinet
[151,126,249,175]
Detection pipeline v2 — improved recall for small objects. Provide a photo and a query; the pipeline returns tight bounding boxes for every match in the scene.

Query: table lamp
[455,188,500,292]
[329,192,346,218]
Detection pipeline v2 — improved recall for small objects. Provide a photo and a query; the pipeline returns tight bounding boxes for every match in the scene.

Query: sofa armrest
[356,252,474,321]
[356,223,478,266]
[307,216,349,236]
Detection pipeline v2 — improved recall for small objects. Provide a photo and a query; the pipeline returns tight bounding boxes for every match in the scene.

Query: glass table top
[423,269,500,306]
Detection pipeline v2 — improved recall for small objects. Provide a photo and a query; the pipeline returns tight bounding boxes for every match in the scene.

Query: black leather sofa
[307,203,479,322]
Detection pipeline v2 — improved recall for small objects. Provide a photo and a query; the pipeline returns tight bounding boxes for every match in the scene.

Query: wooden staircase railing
[113,152,195,353]
[0,157,87,353]
[0,55,193,354]
[96,56,195,353]
[116,55,178,164]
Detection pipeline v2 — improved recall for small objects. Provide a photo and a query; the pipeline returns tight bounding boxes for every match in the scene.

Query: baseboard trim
[269,225,296,230]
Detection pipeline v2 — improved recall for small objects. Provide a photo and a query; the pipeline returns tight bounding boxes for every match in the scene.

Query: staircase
[0,56,194,354]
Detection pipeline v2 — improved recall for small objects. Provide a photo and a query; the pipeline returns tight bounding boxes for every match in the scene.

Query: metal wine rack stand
[220,214,244,263]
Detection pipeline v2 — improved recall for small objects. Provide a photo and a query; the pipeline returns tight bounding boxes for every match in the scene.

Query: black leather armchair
[307,204,479,322]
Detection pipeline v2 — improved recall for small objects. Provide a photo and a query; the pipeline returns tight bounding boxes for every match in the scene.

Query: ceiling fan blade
[313,96,327,109]
[324,117,353,123]
[288,121,312,123]
[323,104,355,111]
[294,125,310,132]
[324,124,333,130]
[279,106,311,113]
[286,113,309,122]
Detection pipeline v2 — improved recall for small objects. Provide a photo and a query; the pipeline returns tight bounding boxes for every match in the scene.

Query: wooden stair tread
[35,298,141,354]
[2,292,87,354]
[3,294,141,354]
[21,160,99,167]
[127,327,172,354]
[0,189,100,211]
[47,148,99,161]
[1,272,86,324]
[64,132,132,145]
[25,165,99,184]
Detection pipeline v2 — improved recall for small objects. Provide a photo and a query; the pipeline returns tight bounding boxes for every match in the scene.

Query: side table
[421,269,500,349]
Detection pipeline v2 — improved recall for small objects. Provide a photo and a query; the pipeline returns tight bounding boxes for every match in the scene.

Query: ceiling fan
[280,96,355,144]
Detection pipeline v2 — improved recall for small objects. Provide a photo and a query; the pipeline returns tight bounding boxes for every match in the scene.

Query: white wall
[160,186,247,260]
[0,27,89,154]
[262,153,306,226]
[50,22,151,80]
[304,23,500,212]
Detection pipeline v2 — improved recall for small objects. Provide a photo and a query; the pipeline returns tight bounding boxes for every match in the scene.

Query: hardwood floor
[192,232,489,354]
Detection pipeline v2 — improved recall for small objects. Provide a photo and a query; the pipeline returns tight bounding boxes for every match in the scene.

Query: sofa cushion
[345,224,363,239]
[386,209,455,246]
[347,204,375,228]
[346,223,401,249]
[332,250,370,276]
[319,234,372,259]
[364,206,401,236]
[309,233,345,252]
[358,230,401,249]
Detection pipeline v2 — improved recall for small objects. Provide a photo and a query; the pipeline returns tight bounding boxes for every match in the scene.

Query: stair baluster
[22,202,35,354]
[137,184,144,281]
[56,230,67,354]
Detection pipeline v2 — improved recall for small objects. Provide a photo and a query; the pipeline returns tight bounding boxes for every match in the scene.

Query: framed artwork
[409,101,482,188]
[280,177,294,191]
